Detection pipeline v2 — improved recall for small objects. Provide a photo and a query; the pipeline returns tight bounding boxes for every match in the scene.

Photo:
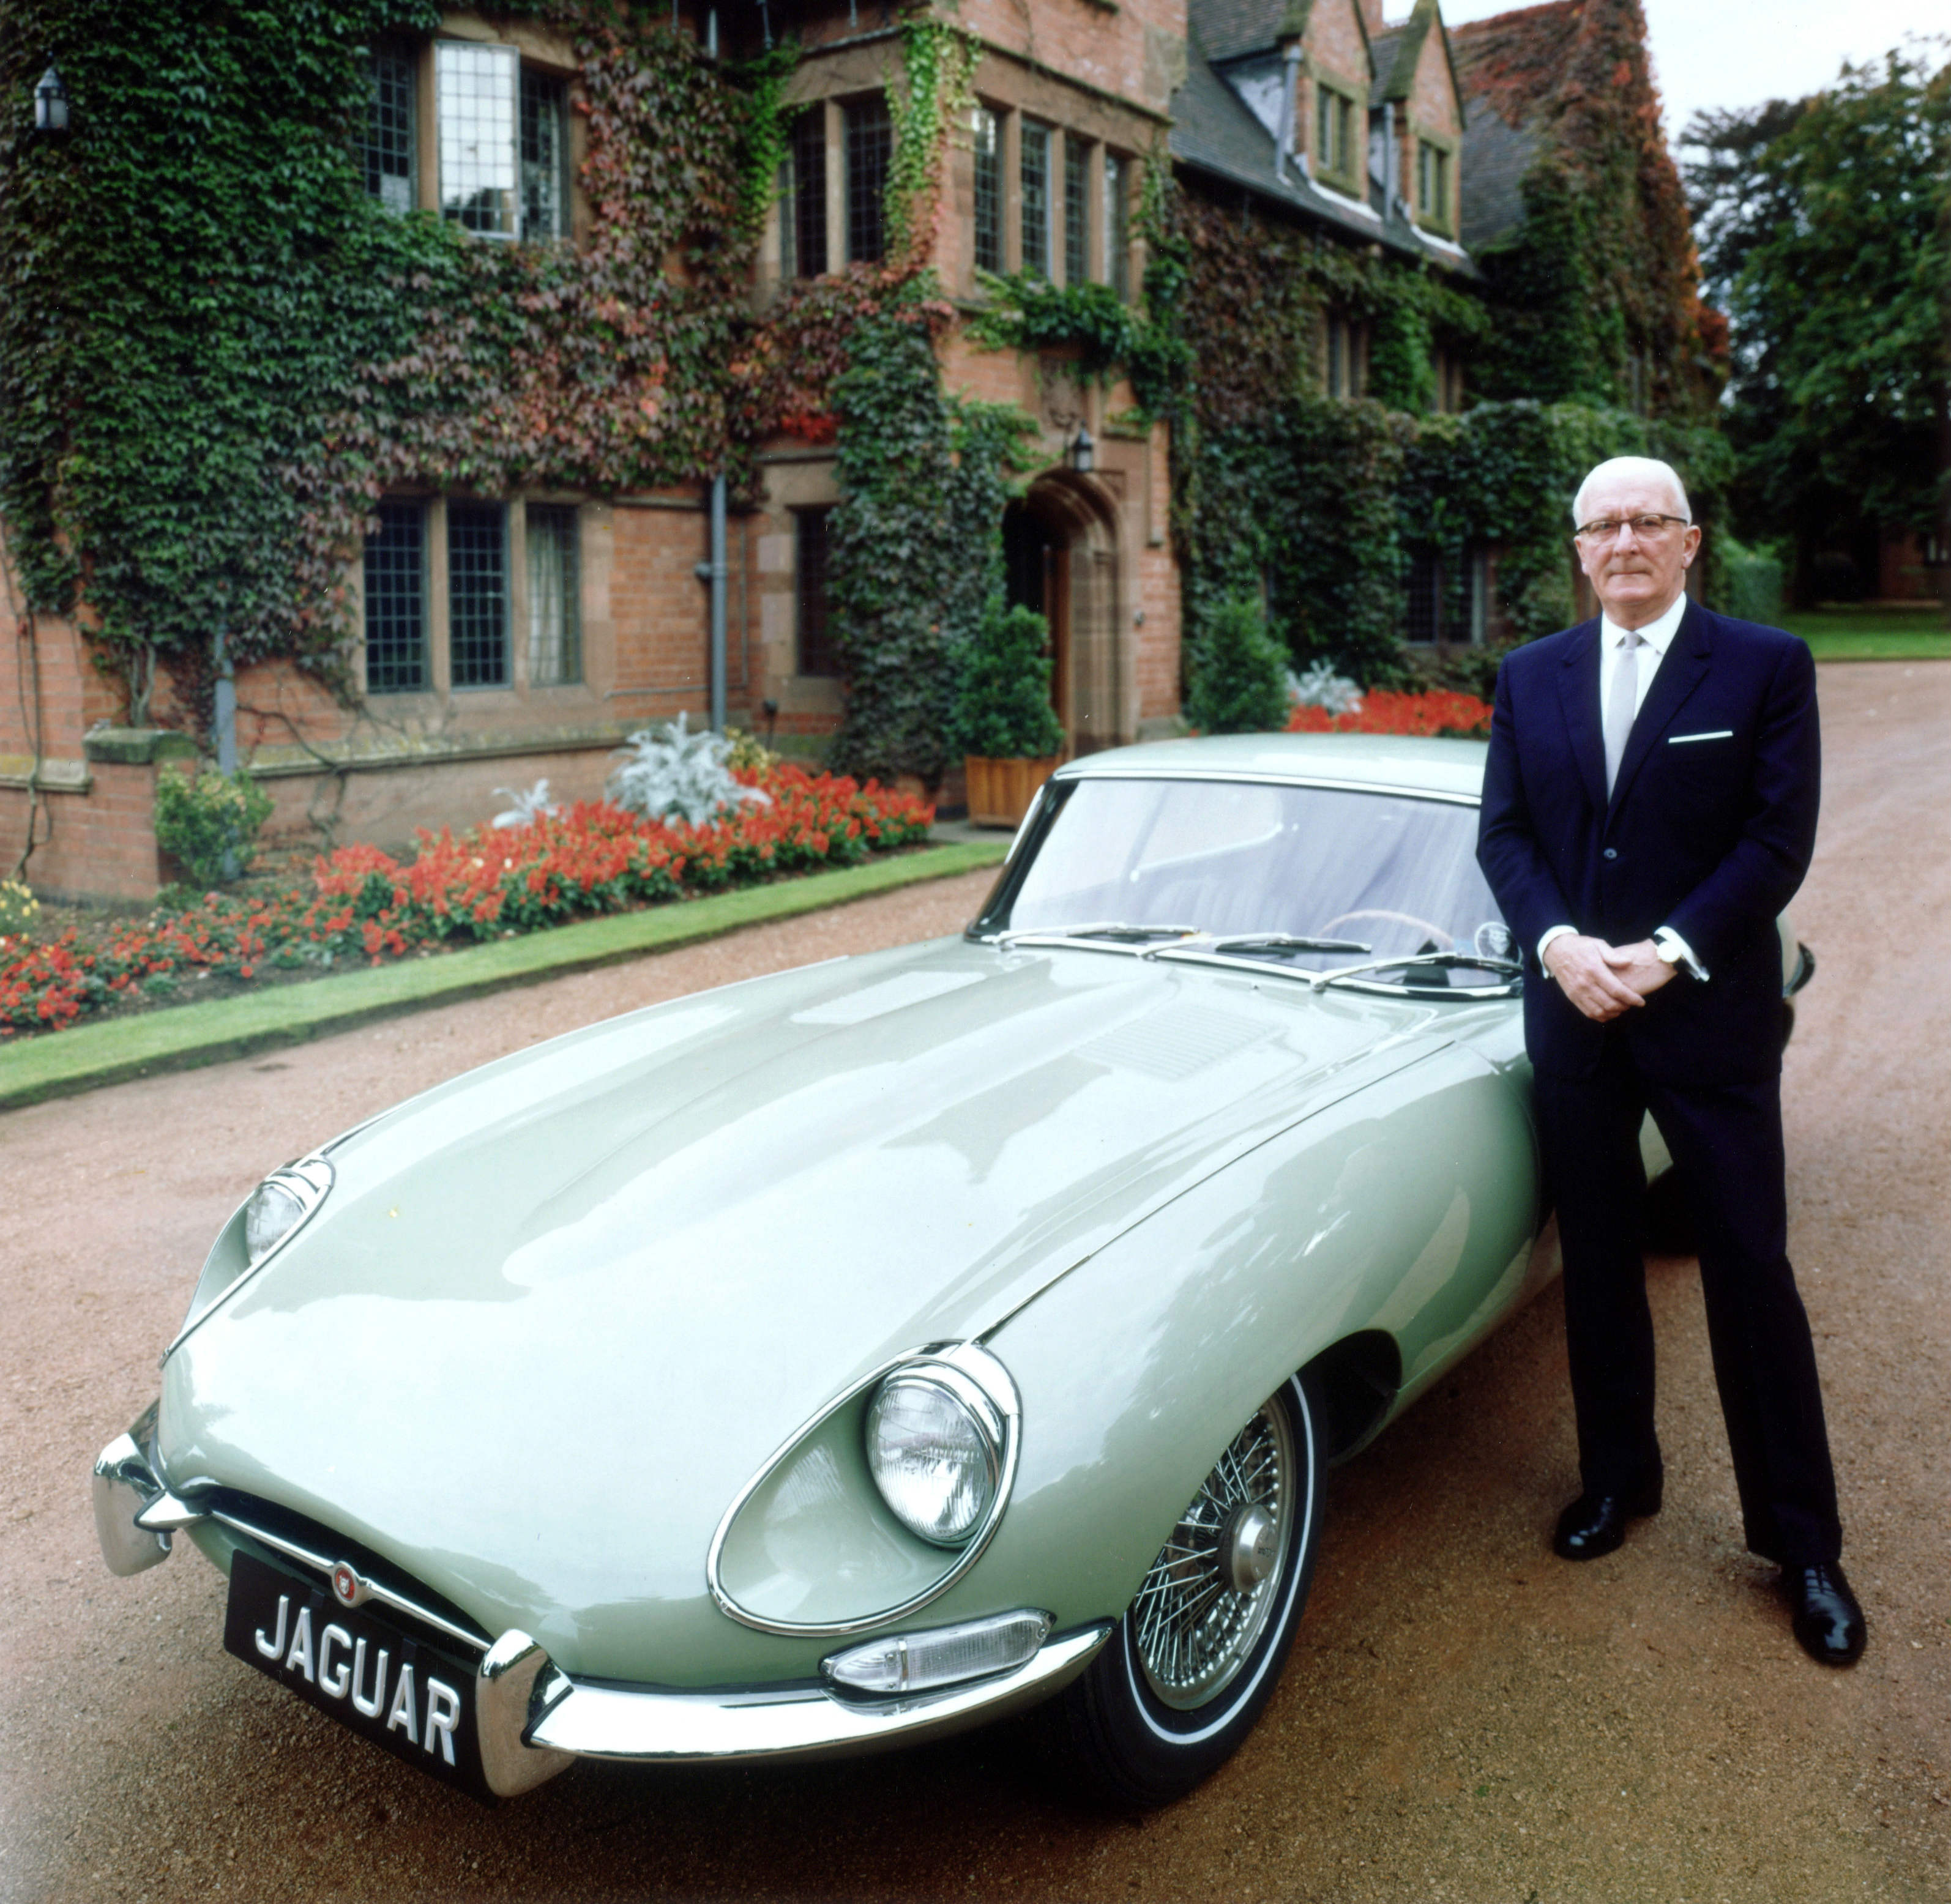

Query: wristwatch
[1653,926,1709,983]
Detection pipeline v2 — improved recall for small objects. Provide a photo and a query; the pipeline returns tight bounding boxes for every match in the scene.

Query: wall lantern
[1067,425,1095,475]
[34,63,69,134]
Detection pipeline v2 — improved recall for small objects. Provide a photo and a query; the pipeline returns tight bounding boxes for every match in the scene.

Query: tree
[1682,44,1950,583]
[1187,595,1290,735]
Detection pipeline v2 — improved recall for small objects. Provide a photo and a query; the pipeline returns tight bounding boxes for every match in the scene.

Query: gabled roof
[1369,0,1466,117]
[1171,30,1477,273]
[1192,0,1370,73]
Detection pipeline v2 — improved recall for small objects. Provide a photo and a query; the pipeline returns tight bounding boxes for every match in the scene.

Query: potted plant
[957,598,1067,827]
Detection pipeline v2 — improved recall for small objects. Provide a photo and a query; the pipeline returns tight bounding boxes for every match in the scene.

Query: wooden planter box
[964,754,1060,828]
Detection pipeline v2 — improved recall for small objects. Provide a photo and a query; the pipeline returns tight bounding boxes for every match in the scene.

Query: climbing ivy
[882,11,979,270]
[825,284,1037,784]
[0,0,804,731]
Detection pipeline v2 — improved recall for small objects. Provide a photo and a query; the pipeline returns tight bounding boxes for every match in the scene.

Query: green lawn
[1780,606,1950,661]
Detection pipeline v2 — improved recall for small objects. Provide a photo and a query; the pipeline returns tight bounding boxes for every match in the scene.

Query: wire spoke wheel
[1131,1399,1296,1710]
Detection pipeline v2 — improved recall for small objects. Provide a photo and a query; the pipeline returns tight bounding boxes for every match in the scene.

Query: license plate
[223,1547,491,1801]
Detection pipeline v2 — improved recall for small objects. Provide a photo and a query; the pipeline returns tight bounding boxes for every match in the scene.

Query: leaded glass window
[845,98,890,266]
[1103,152,1129,299]
[1020,121,1050,279]
[521,68,568,242]
[526,505,580,685]
[1063,135,1088,285]
[364,502,426,694]
[439,42,518,237]
[796,510,840,678]
[362,46,416,214]
[449,502,509,687]
[787,107,827,278]
[972,105,1001,276]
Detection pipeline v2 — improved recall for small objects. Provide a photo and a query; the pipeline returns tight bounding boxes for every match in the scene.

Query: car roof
[1056,732,1490,803]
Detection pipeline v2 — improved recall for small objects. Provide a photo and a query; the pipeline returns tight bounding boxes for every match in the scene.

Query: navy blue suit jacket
[1476,601,1819,1084]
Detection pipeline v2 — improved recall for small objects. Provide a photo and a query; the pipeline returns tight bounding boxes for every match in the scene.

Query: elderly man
[1477,455,1865,1667]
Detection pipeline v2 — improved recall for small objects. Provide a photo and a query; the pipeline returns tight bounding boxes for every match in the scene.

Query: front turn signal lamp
[822,1610,1053,1697]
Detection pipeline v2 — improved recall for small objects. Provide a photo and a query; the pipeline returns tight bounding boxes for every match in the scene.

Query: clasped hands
[1542,933,1676,1022]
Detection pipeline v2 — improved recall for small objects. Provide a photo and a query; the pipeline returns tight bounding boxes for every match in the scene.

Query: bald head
[1572,457,1690,528]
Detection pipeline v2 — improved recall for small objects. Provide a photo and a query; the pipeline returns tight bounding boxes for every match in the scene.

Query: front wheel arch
[1043,1367,1328,1809]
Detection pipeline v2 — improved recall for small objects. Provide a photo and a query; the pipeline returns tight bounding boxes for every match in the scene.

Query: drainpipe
[697,475,728,732]
[1277,43,1300,184]
[213,625,237,773]
[1381,102,1397,212]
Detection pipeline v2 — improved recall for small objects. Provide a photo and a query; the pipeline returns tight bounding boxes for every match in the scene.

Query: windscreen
[1002,778,1511,981]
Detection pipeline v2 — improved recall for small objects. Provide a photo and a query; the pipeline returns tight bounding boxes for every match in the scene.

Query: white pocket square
[1669,729,1734,745]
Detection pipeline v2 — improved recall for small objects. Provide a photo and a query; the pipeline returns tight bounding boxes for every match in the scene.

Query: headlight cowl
[173,1153,334,1348]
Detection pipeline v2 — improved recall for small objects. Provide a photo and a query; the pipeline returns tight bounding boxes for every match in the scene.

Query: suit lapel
[1555,620,1607,816]
[1608,600,1712,817]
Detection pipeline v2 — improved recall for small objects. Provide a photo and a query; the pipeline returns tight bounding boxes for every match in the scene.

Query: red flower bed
[1286,687,1493,740]
[0,767,933,1036]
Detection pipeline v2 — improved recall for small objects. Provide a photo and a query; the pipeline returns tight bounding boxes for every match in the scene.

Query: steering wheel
[1318,909,1454,949]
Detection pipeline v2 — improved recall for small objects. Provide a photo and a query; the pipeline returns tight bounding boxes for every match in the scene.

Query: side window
[785,107,829,279]
[1103,152,1130,300]
[1020,121,1051,279]
[845,98,891,265]
[520,69,569,242]
[1316,84,1358,192]
[526,504,581,686]
[362,46,416,212]
[364,502,427,693]
[795,509,841,678]
[972,105,1002,276]
[1062,135,1088,284]
[438,42,519,237]
[449,501,509,687]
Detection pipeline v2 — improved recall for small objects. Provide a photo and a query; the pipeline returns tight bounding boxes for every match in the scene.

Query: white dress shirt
[1538,592,1709,981]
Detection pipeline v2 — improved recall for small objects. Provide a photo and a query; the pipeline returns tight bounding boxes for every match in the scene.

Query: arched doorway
[1000,474,1123,755]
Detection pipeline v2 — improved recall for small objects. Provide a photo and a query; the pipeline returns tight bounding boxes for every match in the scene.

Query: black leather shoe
[1551,1482,1662,1560]
[1783,1562,1867,1667]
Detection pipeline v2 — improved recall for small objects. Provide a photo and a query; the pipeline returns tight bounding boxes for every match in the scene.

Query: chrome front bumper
[92,1407,1110,1796]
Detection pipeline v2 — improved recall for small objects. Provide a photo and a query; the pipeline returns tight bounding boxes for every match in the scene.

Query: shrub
[152,765,275,886]
[0,878,39,943]
[1187,595,1290,735]
[607,714,774,826]
[1720,535,1786,625]
[955,598,1066,759]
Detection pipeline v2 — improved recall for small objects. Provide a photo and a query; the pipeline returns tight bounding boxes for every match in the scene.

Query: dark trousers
[1533,1041,1841,1566]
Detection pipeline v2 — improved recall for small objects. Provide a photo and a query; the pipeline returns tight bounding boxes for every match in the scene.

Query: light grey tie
[1603,630,1644,797]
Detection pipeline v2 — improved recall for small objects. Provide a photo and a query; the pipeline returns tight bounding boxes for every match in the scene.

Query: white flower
[606,714,772,827]
[1287,663,1364,716]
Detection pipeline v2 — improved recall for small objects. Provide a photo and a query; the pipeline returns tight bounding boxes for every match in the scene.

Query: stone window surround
[1413,129,1458,238]
[1308,73,1365,196]
[353,495,603,708]
[366,15,589,245]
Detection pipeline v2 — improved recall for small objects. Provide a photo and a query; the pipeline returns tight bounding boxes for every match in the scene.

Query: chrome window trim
[1048,765,1483,809]
[706,1341,1023,1640]
[163,1153,334,1359]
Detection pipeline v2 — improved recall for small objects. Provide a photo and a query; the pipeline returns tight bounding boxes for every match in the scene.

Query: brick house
[2,0,1699,901]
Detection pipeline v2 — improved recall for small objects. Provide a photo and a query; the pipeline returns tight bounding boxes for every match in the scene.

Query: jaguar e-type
[91,732,1811,1807]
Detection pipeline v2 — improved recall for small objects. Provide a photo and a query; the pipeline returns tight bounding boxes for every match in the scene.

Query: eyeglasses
[1573,514,1690,543]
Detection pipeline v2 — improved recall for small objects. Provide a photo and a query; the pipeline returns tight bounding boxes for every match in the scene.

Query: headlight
[244,1178,306,1262]
[865,1366,1003,1547]
[169,1154,334,1353]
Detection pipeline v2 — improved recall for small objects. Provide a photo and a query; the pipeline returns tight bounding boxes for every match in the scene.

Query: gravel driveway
[4,663,1947,1903]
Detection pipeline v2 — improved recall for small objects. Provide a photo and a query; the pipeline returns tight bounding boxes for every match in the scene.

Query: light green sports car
[91,734,1813,1807]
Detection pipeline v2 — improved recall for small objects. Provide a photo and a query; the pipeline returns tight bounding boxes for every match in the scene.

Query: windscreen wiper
[1309,951,1522,991]
[992,921,1203,948]
[1197,932,1373,956]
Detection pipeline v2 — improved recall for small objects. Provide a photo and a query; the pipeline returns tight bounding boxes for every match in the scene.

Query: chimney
[1357,0,1386,31]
